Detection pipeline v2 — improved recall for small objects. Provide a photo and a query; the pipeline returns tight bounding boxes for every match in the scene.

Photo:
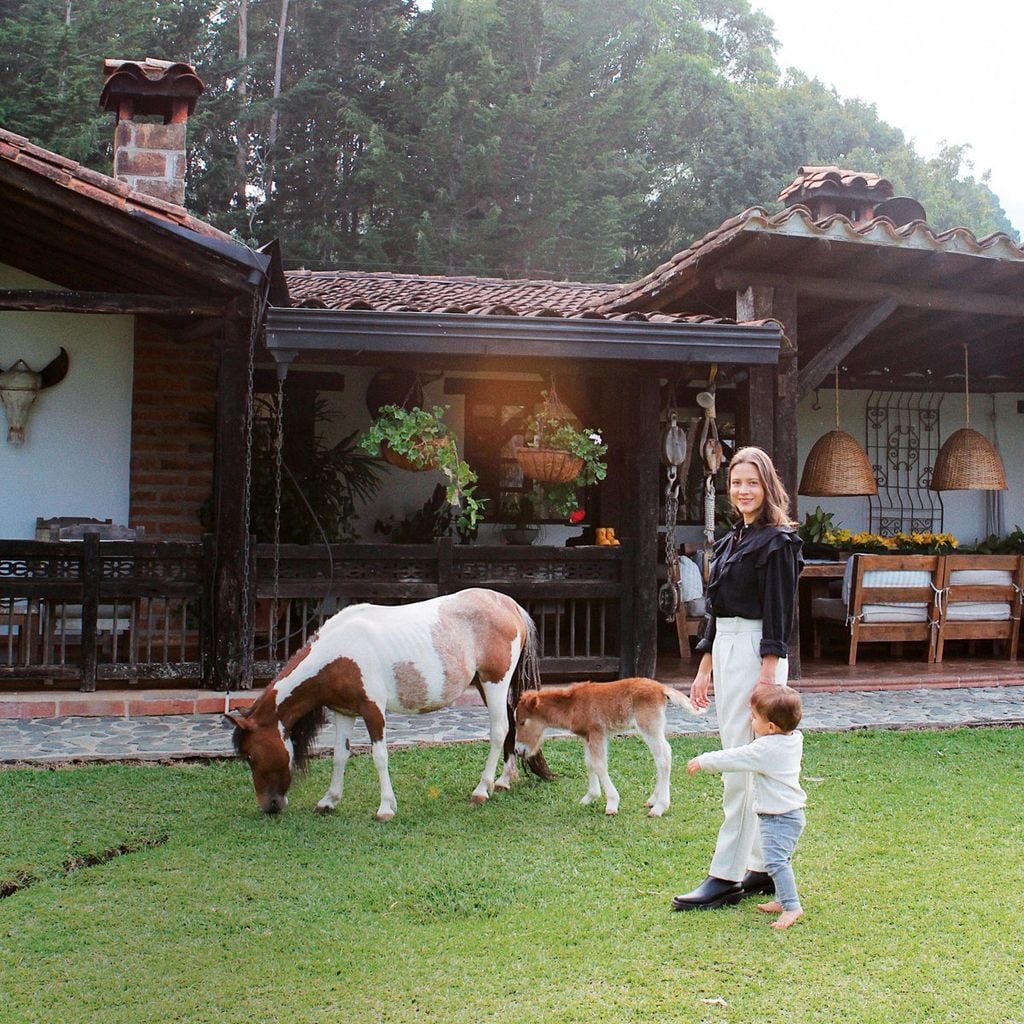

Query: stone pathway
[1,686,1021,764]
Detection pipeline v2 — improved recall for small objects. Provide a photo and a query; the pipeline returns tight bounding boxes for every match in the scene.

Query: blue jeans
[758,808,805,910]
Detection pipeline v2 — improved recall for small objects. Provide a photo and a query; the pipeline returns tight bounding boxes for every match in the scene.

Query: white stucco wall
[796,388,1024,546]
[0,264,134,539]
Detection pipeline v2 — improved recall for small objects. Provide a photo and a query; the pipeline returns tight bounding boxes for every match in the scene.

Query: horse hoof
[375,810,395,822]
[604,807,619,816]
[315,803,336,815]
[469,793,488,806]
[647,807,667,818]
[493,780,511,792]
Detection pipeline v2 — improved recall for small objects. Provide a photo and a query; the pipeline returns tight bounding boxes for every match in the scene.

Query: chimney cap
[779,165,894,207]
[99,58,204,121]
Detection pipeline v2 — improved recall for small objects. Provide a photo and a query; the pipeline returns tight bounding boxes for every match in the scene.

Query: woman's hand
[757,654,780,687]
[689,653,713,710]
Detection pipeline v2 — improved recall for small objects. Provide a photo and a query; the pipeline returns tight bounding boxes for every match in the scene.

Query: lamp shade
[798,429,878,496]
[929,427,1007,491]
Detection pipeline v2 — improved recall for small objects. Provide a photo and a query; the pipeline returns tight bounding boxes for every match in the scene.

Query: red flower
[568,508,586,524]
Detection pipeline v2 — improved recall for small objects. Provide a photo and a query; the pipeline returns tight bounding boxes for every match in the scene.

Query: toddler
[687,683,807,929]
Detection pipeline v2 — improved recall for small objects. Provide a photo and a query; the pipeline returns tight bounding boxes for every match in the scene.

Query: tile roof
[282,269,772,327]
[595,204,1024,313]
[778,165,894,205]
[0,125,234,245]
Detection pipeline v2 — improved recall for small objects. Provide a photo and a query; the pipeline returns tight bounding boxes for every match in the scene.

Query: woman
[671,446,803,912]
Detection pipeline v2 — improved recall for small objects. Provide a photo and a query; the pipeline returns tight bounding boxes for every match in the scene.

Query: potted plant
[501,494,541,545]
[515,392,608,519]
[799,505,840,558]
[360,404,486,535]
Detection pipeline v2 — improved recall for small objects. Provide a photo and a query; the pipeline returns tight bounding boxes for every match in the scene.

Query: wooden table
[798,561,847,656]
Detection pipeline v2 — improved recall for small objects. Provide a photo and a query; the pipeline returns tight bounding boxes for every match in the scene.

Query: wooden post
[736,286,776,452]
[201,534,217,687]
[212,325,250,689]
[620,373,660,678]
[79,533,100,692]
[736,284,802,678]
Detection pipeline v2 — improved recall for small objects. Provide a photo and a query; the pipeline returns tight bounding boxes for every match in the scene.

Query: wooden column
[736,286,776,451]
[736,284,801,678]
[211,323,250,690]
[618,373,660,678]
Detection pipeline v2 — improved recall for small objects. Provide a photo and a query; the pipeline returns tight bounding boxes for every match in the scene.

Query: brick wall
[130,323,217,539]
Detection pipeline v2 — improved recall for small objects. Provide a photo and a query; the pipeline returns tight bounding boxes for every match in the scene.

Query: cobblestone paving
[1,686,1021,765]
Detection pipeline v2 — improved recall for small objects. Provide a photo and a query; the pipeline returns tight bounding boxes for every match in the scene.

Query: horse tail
[506,601,556,780]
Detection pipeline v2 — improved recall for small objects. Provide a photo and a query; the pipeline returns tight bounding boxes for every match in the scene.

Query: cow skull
[0,348,69,446]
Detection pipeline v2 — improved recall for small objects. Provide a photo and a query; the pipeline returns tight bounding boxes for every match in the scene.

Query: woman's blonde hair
[728,446,796,527]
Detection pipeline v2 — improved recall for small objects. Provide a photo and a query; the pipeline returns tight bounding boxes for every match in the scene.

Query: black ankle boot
[670,876,743,911]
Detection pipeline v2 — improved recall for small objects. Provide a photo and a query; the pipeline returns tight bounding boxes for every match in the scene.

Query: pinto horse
[226,588,552,819]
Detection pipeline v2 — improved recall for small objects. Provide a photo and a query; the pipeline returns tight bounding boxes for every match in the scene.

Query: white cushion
[677,555,704,601]
[840,559,932,621]
[946,602,1011,621]
[861,604,929,623]
[842,559,932,604]
[948,569,1013,586]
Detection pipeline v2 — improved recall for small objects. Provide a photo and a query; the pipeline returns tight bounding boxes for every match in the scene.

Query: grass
[1,728,1023,1023]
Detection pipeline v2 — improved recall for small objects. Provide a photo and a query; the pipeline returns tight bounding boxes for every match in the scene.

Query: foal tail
[506,603,556,780]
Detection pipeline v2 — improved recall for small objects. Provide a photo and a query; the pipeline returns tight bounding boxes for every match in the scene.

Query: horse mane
[508,603,556,781]
[290,704,328,772]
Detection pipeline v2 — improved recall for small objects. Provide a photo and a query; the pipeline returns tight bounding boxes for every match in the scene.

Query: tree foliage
[0,0,1015,281]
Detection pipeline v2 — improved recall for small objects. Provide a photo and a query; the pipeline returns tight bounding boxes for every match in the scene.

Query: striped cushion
[946,568,1013,621]
[841,561,932,622]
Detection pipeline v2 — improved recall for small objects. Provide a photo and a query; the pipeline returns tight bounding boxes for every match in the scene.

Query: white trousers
[708,617,788,881]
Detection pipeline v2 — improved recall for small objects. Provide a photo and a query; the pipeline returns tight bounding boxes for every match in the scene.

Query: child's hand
[686,757,702,775]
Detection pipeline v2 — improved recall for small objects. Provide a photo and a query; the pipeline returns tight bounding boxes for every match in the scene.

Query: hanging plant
[516,391,608,518]
[360,404,486,533]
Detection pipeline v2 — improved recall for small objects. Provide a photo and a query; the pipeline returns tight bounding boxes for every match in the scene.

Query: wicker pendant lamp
[798,368,878,496]
[930,345,1007,491]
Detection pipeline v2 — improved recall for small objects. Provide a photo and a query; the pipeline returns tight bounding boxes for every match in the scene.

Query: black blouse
[694,522,804,658]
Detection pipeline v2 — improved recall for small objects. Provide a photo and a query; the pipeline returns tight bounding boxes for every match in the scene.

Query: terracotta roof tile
[596,205,1024,313]
[0,125,235,245]
[282,269,766,328]
[284,269,617,315]
[778,165,894,204]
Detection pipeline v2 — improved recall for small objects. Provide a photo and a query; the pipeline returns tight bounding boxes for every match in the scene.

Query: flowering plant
[520,399,608,518]
[824,528,958,554]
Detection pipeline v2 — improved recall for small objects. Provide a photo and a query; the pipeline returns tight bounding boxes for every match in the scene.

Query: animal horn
[38,348,69,389]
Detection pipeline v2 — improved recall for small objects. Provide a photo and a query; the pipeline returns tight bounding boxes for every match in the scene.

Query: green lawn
[2,728,1022,1024]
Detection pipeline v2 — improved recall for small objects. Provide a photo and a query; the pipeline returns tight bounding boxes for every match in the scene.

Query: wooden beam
[0,290,227,317]
[715,269,1024,318]
[797,298,899,400]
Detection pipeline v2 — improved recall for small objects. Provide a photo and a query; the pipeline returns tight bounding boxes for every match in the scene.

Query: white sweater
[697,732,806,814]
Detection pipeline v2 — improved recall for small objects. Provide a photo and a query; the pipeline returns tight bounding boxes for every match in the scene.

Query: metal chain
[659,404,687,621]
[271,372,285,651]
[237,290,259,697]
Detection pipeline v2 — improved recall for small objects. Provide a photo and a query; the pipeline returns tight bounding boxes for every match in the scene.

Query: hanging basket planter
[516,447,584,483]
[381,441,438,472]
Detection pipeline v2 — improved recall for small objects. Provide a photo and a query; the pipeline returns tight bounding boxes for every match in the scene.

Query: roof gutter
[264,307,782,369]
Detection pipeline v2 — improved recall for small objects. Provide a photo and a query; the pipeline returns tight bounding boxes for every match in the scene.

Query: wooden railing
[0,535,208,689]
[0,536,631,690]
[252,538,632,680]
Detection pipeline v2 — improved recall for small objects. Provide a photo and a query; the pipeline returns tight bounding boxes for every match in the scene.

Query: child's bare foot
[756,901,804,928]
[770,908,803,930]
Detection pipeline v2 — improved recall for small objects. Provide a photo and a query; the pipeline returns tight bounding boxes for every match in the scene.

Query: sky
[751,0,1024,233]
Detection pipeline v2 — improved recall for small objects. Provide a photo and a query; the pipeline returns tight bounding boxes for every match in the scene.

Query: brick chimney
[99,58,204,207]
